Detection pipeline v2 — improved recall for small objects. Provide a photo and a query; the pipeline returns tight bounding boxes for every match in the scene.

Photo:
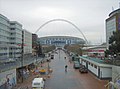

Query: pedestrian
[64,57,66,60]
[69,59,72,63]
[65,65,68,72]
[40,62,43,67]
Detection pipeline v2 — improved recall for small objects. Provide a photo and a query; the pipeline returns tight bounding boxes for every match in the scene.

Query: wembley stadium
[38,36,85,47]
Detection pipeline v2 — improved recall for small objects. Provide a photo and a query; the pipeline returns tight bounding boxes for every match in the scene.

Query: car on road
[51,55,54,59]
[79,65,88,73]
[73,61,80,69]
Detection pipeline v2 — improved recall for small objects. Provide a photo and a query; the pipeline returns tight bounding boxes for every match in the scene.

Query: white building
[23,29,32,54]
[0,14,10,61]
[0,14,22,61]
[80,56,112,79]
[9,21,23,59]
[0,14,23,61]
[0,14,32,62]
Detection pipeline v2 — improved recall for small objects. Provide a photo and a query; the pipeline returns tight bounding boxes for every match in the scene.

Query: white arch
[35,19,88,44]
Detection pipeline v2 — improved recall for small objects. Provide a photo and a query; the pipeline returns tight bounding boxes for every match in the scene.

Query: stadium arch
[35,19,88,44]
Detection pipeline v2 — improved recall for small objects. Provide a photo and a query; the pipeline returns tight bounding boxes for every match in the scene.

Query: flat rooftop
[80,56,112,67]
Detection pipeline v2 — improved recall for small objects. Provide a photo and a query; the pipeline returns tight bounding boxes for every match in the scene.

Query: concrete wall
[88,63,98,76]
[0,69,16,88]
[100,67,112,78]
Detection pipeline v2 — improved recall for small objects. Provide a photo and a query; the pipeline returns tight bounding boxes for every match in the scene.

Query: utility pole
[35,46,38,67]
[59,49,60,60]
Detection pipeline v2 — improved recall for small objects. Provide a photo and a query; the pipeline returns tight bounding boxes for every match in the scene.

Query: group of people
[64,56,68,72]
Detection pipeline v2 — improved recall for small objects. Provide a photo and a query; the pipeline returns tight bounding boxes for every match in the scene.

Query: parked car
[73,61,80,69]
[73,61,79,64]
[32,78,45,89]
[51,55,54,59]
[79,65,88,73]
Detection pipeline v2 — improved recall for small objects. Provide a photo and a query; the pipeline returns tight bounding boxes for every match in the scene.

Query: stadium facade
[38,36,85,47]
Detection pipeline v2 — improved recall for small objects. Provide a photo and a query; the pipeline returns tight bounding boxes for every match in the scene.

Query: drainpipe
[98,67,100,79]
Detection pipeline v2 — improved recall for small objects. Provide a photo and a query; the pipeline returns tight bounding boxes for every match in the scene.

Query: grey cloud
[0,0,119,44]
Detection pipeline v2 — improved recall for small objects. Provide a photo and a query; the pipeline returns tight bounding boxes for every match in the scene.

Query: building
[106,8,120,48]
[38,36,85,47]
[79,56,112,80]
[23,29,32,55]
[0,14,23,61]
[83,45,106,58]
[106,8,120,88]
[32,34,38,56]
[9,21,23,60]
[0,14,33,89]
[0,14,32,61]
[0,14,23,89]
[0,14,10,61]
[32,34,38,48]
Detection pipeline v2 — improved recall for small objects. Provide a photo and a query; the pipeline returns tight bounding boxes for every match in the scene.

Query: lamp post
[34,46,38,68]
[47,59,50,74]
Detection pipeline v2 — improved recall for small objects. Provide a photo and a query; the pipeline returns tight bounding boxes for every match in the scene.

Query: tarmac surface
[13,50,108,89]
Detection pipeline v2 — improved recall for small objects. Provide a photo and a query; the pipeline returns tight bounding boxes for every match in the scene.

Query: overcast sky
[0,0,119,44]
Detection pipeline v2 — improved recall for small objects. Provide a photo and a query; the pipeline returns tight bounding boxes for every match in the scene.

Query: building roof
[10,21,22,27]
[0,14,9,21]
[109,8,120,17]
[39,36,83,39]
[82,45,106,50]
[80,56,112,67]
[32,78,43,83]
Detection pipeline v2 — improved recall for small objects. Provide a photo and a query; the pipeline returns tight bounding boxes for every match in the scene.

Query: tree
[108,31,120,55]
[105,31,120,65]
[64,44,83,55]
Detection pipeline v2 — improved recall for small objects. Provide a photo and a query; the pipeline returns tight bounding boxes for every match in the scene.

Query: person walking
[64,57,66,60]
[65,65,68,72]
[69,59,72,63]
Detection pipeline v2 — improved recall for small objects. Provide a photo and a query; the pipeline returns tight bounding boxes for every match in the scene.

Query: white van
[32,78,45,89]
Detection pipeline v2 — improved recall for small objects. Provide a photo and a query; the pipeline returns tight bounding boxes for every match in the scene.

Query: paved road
[13,50,107,89]
[45,50,107,89]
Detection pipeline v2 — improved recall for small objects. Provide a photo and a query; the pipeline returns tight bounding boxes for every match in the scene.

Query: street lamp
[47,59,50,74]
[34,46,38,68]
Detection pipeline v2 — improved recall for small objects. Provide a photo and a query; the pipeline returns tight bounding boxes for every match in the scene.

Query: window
[94,65,97,69]
[34,83,40,85]
[11,28,15,30]
[91,63,93,67]
[10,23,15,25]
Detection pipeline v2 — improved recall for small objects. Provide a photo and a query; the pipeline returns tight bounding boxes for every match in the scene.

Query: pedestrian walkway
[13,60,50,89]
[45,50,107,89]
